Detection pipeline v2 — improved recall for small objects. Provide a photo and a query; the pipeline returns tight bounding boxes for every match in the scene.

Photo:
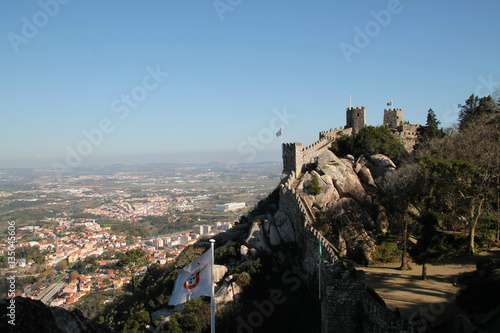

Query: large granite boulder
[215,278,243,305]
[214,265,228,283]
[268,220,282,246]
[315,150,367,203]
[299,170,340,210]
[244,221,272,255]
[323,197,377,265]
[369,154,396,179]
[273,210,296,244]
[358,166,376,186]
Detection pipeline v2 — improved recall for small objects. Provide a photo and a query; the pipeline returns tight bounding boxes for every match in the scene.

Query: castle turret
[383,108,403,128]
[282,143,303,176]
[345,106,366,134]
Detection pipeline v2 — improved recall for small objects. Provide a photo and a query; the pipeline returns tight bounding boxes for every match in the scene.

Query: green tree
[409,211,447,280]
[416,108,444,147]
[379,161,426,270]
[419,156,483,255]
[116,248,148,272]
[331,126,408,165]
[309,175,322,195]
[420,110,500,254]
[458,94,498,131]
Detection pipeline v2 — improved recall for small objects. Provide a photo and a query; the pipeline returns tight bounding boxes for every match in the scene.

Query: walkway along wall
[279,172,427,332]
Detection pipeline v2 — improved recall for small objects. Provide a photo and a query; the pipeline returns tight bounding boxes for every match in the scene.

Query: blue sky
[1,0,499,169]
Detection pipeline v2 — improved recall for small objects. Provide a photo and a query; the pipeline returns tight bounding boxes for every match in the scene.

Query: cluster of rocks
[215,149,397,269]
[297,150,395,264]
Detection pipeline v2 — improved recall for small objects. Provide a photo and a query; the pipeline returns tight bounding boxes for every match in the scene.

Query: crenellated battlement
[346,106,366,134]
[276,104,425,332]
[303,137,330,152]
[383,108,404,128]
[282,104,421,177]
[282,143,303,176]
[319,126,353,141]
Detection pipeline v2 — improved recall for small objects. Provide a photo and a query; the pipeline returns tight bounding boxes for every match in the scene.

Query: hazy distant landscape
[0,162,282,231]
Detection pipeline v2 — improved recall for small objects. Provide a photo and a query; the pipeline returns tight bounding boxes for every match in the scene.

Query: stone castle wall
[282,106,420,177]
[319,126,353,141]
[391,123,420,152]
[282,136,334,177]
[384,108,404,128]
[321,262,427,333]
[279,172,339,275]
[346,106,366,134]
[278,105,426,332]
[282,143,303,175]
[279,172,427,332]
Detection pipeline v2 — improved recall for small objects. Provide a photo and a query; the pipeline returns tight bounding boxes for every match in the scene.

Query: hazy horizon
[2,1,499,169]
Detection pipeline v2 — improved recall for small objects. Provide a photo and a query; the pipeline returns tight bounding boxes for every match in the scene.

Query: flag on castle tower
[387,102,392,106]
[276,127,282,137]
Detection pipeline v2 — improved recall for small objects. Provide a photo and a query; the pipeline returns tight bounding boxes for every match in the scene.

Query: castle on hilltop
[283,106,420,175]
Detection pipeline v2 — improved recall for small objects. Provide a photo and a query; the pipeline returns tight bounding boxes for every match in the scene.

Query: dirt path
[356,248,500,327]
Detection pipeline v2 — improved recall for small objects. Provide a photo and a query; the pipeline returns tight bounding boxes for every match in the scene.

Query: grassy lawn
[54,273,66,283]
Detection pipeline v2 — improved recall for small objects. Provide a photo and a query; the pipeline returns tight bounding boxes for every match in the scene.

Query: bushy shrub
[331,125,408,165]
[372,241,401,263]
[233,272,251,287]
[308,175,322,195]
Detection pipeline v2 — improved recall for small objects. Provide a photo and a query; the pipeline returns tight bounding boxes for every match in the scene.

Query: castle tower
[383,108,404,128]
[345,106,366,134]
[282,143,303,176]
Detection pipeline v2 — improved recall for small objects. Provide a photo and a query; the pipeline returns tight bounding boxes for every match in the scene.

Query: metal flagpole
[281,125,284,145]
[318,238,322,300]
[210,239,215,333]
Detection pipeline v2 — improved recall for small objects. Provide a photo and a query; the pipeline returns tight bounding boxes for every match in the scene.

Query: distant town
[0,162,281,309]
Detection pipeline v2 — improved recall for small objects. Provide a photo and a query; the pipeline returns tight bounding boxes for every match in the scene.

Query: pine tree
[309,175,322,195]
[416,108,444,148]
[458,94,499,130]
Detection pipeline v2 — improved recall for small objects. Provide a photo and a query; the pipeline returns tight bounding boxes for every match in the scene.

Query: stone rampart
[280,173,339,276]
[282,137,335,178]
[321,262,427,333]
[279,155,427,333]
[319,126,353,141]
[302,137,332,167]
[282,143,303,176]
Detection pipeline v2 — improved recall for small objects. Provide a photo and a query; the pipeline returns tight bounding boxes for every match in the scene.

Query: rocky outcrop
[0,297,110,333]
[298,170,339,210]
[323,198,377,265]
[315,150,367,203]
[214,276,243,305]
[369,153,396,179]
[274,151,397,265]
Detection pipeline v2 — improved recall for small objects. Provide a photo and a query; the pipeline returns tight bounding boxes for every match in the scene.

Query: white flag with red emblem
[168,248,212,306]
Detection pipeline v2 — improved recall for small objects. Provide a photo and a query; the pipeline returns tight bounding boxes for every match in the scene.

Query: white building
[214,202,246,212]
[152,238,164,248]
